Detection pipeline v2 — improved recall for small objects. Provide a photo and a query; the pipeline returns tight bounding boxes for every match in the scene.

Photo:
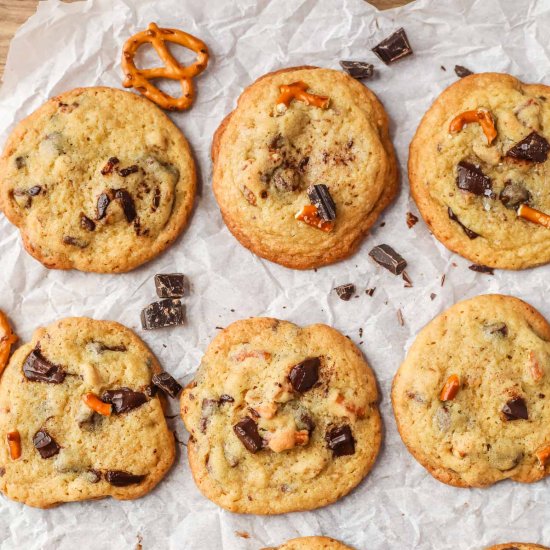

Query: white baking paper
[0,0,549,548]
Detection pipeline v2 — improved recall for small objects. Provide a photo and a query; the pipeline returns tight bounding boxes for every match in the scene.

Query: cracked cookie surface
[0,87,196,273]
[212,66,398,269]
[0,317,175,508]
[264,536,354,550]
[392,294,550,487]
[181,317,381,514]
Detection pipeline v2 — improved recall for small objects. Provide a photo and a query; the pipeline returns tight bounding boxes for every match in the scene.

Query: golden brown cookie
[263,536,354,550]
[486,544,550,550]
[0,311,17,375]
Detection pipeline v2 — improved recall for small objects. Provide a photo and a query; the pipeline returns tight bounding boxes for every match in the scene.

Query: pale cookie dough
[264,536,354,550]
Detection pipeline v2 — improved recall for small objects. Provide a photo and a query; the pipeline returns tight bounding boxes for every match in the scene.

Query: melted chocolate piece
[101,157,119,175]
[499,181,530,210]
[325,425,355,457]
[141,299,185,330]
[454,65,473,78]
[114,189,137,222]
[28,186,42,196]
[339,61,374,80]
[289,358,320,392]
[118,165,139,177]
[372,28,413,65]
[271,166,300,192]
[80,214,96,231]
[152,187,161,212]
[101,388,147,414]
[92,342,127,353]
[485,322,508,337]
[152,371,183,399]
[506,131,550,163]
[298,412,315,434]
[456,161,494,197]
[369,244,407,275]
[106,470,145,487]
[15,156,26,169]
[502,397,528,420]
[233,417,263,453]
[469,264,494,274]
[96,192,111,220]
[33,429,60,459]
[154,273,187,298]
[307,184,336,221]
[447,208,480,239]
[23,349,66,384]
[335,283,355,301]
[63,236,89,248]
[219,394,235,404]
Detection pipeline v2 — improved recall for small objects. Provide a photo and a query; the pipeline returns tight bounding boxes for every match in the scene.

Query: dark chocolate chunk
[339,61,374,80]
[101,157,119,175]
[447,208,480,239]
[151,187,161,212]
[369,244,407,275]
[289,358,320,392]
[402,270,413,287]
[499,181,530,209]
[271,166,300,192]
[152,371,183,399]
[456,161,494,197]
[28,185,42,196]
[106,470,145,487]
[114,189,137,222]
[80,214,96,231]
[118,165,139,177]
[485,322,508,337]
[96,192,111,220]
[154,273,187,299]
[307,184,336,221]
[140,299,185,330]
[15,156,26,169]
[366,287,376,297]
[233,417,263,453]
[23,349,66,384]
[406,212,419,228]
[101,388,147,414]
[469,264,494,274]
[219,394,235,404]
[506,131,550,163]
[92,342,127,353]
[63,236,88,248]
[502,397,528,420]
[33,429,60,459]
[335,283,355,301]
[454,65,473,78]
[325,425,355,457]
[372,27,413,65]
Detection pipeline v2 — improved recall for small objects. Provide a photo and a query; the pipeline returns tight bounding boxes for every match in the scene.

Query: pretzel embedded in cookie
[276,81,330,112]
[121,22,209,111]
[0,311,17,373]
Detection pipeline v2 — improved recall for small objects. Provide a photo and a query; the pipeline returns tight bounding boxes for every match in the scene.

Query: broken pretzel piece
[518,204,550,230]
[0,311,17,373]
[535,444,550,468]
[276,81,330,112]
[82,392,112,417]
[449,109,497,145]
[295,205,334,232]
[439,374,460,401]
[529,351,545,382]
[6,430,21,460]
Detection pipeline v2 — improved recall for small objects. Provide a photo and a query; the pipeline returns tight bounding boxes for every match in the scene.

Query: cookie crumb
[397,309,404,326]
[235,531,250,539]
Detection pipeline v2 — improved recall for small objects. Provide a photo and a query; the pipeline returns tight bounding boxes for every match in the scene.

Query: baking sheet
[0,0,549,548]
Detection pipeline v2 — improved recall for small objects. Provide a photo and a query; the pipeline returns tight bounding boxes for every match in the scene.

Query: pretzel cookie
[264,536,354,550]
[181,318,381,514]
[0,317,176,508]
[409,73,550,269]
[392,294,550,487]
[212,66,398,269]
[0,87,196,273]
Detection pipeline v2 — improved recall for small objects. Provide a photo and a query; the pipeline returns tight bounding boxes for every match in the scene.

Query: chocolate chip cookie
[0,311,17,375]
[212,66,398,269]
[0,317,176,508]
[181,317,381,514]
[0,87,196,273]
[487,545,549,550]
[409,73,550,269]
[264,536,354,550]
[392,294,550,487]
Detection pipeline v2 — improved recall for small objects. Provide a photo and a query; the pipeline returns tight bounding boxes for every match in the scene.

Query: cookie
[263,536,354,550]
[181,317,381,514]
[409,73,550,269]
[212,66,398,270]
[0,87,196,273]
[392,294,550,487]
[487,544,550,550]
[0,311,17,374]
[0,317,176,508]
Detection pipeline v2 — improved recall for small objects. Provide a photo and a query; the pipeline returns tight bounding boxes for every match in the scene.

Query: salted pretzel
[0,310,17,374]
[122,22,209,111]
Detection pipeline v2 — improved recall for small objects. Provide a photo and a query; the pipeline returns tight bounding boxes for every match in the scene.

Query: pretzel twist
[122,22,209,111]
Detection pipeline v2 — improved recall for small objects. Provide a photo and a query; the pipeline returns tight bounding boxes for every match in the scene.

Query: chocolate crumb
[80,214,96,232]
[397,309,404,326]
[430,293,437,300]
[339,60,374,80]
[402,271,413,288]
[406,212,419,228]
[454,65,473,78]
[440,274,446,287]
[469,264,494,275]
[366,288,376,297]
[118,165,139,177]
[335,283,355,301]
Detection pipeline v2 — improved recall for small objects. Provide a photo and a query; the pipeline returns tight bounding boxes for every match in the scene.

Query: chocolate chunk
[33,429,60,459]
[80,214,96,231]
[469,264,494,274]
[485,322,508,337]
[101,388,147,414]
[447,208,480,239]
[91,342,127,353]
[406,212,418,228]
[298,412,315,434]
[219,394,235,404]
[154,273,187,298]
[145,385,157,398]
[506,131,550,163]
[325,425,355,457]
[499,181,530,209]
[140,299,185,330]
[63,236,88,248]
[96,192,111,220]
[289,357,320,392]
[271,166,300,192]
[23,349,66,384]
[27,185,42,196]
[114,189,137,222]
[366,287,376,297]
[454,65,473,78]
[151,187,161,212]
[307,184,336,221]
[118,165,139,177]
[402,270,413,287]
[502,397,528,420]
[233,417,263,453]
[101,157,119,176]
[15,156,26,169]
[369,244,407,275]
[456,161,493,197]
[372,28,413,65]
[339,61,374,80]
[335,283,355,301]
[106,470,145,487]
[152,371,183,399]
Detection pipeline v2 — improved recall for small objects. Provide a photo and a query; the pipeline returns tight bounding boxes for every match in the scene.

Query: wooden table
[0,0,412,80]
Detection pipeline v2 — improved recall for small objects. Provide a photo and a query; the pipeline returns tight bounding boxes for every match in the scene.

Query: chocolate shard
[454,65,473,78]
[499,181,530,210]
[372,27,413,65]
[506,131,550,163]
[96,192,111,220]
[118,165,139,177]
[335,283,355,301]
[33,429,60,459]
[307,184,336,221]
[154,273,187,299]
[27,185,42,196]
[448,208,480,239]
[106,470,146,487]
[469,264,494,275]
[456,161,494,197]
[339,61,374,80]
[484,322,508,337]
[152,371,183,399]
[369,244,407,275]
[23,349,66,384]
[406,212,419,228]
[325,425,355,457]
[289,357,320,392]
[80,214,96,231]
[140,299,185,330]
[101,157,119,176]
[114,189,137,222]
[502,396,528,420]
[233,417,263,453]
[101,388,147,414]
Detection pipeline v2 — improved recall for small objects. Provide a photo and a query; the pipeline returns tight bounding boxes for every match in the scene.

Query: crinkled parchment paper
[0,0,549,548]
